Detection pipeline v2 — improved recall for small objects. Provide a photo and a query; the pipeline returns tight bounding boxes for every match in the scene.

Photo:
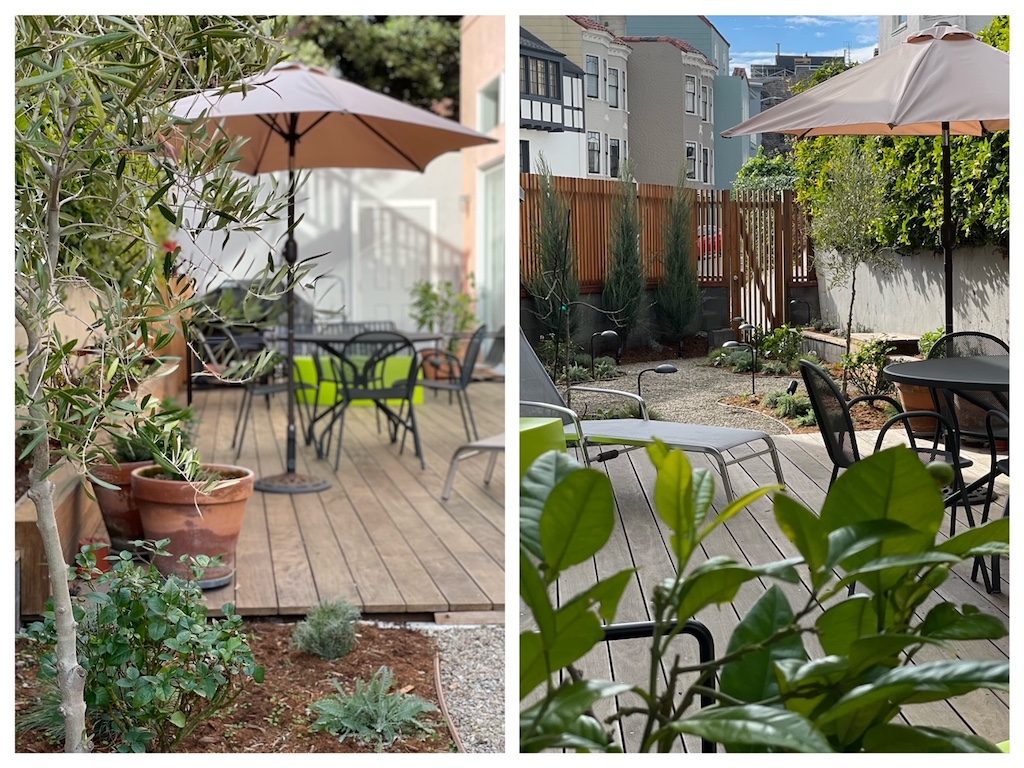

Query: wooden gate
[695,188,813,330]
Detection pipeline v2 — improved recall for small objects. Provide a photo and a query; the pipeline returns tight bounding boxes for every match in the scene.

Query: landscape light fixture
[723,340,756,395]
[787,380,799,396]
[637,363,678,400]
[789,299,811,326]
[590,330,619,379]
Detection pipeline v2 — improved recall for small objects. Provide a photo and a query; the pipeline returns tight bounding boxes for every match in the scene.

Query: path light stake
[723,340,756,395]
[637,364,678,401]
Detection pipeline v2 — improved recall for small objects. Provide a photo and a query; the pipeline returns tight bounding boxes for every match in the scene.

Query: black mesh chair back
[319,331,423,470]
[456,325,488,389]
[927,331,1009,440]
[799,360,862,485]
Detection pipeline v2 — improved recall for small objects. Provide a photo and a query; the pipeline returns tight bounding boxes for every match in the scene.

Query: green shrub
[841,337,896,396]
[773,393,812,419]
[593,357,618,380]
[761,390,784,409]
[565,364,591,384]
[760,359,791,376]
[794,412,817,427]
[759,324,804,365]
[22,541,263,752]
[311,666,438,750]
[573,351,593,369]
[291,597,362,660]
[918,326,945,358]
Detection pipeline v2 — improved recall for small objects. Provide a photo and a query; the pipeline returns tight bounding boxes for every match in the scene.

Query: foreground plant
[22,541,265,752]
[291,596,362,660]
[520,444,1008,752]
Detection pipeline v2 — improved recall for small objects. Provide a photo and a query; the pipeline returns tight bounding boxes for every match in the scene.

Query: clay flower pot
[131,464,254,589]
[89,460,155,554]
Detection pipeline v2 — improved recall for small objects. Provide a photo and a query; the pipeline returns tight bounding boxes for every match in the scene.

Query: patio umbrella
[171,62,495,494]
[721,22,1008,336]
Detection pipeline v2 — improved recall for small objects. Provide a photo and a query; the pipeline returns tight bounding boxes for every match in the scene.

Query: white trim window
[587,131,601,173]
[701,146,711,184]
[685,141,697,180]
[700,84,708,121]
[585,55,599,98]
[607,67,619,108]
[685,75,696,113]
[609,138,620,178]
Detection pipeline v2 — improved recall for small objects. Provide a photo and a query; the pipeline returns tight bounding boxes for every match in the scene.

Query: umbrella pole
[255,127,330,494]
[941,122,954,336]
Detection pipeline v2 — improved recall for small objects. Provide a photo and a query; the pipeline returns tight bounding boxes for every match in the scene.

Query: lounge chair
[519,328,785,502]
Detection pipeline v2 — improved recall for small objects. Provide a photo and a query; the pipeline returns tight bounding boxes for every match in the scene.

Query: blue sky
[705,16,880,75]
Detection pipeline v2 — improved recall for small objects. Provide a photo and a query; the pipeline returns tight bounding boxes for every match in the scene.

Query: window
[685,76,696,113]
[895,15,907,28]
[701,85,708,121]
[520,55,560,99]
[520,140,530,173]
[607,67,619,108]
[478,75,501,133]
[685,141,697,179]
[585,55,599,98]
[707,86,713,124]
[609,139,620,178]
[587,132,601,173]
[701,147,711,184]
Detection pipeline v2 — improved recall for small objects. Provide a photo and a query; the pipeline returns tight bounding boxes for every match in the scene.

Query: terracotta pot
[895,381,939,436]
[89,460,154,554]
[132,464,254,589]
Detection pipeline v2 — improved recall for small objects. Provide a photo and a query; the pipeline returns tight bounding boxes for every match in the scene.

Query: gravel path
[569,355,797,435]
[422,623,505,753]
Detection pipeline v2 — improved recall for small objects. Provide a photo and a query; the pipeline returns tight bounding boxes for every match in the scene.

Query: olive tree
[15,15,289,751]
[807,138,897,395]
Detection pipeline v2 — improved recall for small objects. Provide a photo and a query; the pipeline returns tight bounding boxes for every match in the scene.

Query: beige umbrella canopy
[722,22,1009,334]
[171,62,496,493]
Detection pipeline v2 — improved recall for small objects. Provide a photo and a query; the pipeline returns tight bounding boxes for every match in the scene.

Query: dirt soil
[720,391,898,434]
[15,619,456,753]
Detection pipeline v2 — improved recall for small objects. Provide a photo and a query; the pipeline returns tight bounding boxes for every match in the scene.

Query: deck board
[550,429,1009,750]
[184,379,505,621]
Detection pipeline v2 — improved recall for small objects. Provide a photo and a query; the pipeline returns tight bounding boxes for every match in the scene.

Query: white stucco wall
[178,153,464,329]
[522,130,586,177]
[815,245,1009,342]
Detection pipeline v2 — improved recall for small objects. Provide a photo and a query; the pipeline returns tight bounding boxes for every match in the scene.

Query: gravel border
[412,622,505,753]
[568,355,798,435]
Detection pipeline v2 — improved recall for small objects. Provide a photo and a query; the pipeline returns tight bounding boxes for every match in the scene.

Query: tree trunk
[23,360,89,751]
[842,272,857,398]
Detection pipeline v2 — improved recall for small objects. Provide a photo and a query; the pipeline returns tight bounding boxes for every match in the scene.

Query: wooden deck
[534,429,1009,751]
[184,379,505,623]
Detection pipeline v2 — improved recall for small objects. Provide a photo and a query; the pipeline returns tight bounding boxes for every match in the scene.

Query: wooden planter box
[14,461,103,618]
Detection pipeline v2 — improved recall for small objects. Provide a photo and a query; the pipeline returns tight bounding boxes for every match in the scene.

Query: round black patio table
[883,355,1009,397]
[883,353,1009,593]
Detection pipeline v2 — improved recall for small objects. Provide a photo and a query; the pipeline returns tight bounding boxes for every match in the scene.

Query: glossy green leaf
[862,723,1003,753]
[820,447,944,591]
[560,568,634,625]
[540,466,616,577]
[675,557,800,622]
[519,550,555,636]
[720,585,806,703]
[918,602,1008,641]
[816,595,875,656]
[662,704,833,753]
[936,516,1009,556]
[651,446,694,562]
[520,450,584,562]
[520,679,632,752]
[774,493,826,571]
[819,660,1009,726]
[700,484,782,541]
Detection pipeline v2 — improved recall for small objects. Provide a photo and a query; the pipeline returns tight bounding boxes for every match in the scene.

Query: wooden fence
[519,173,815,296]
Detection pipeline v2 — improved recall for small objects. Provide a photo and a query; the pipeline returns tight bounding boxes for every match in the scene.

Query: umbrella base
[254,471,331,494]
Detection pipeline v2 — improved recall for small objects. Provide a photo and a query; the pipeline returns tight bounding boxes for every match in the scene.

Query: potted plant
[87,397,191,555]
[894,326,945,434]
[409,276,477,378]
[127,407,254,589]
